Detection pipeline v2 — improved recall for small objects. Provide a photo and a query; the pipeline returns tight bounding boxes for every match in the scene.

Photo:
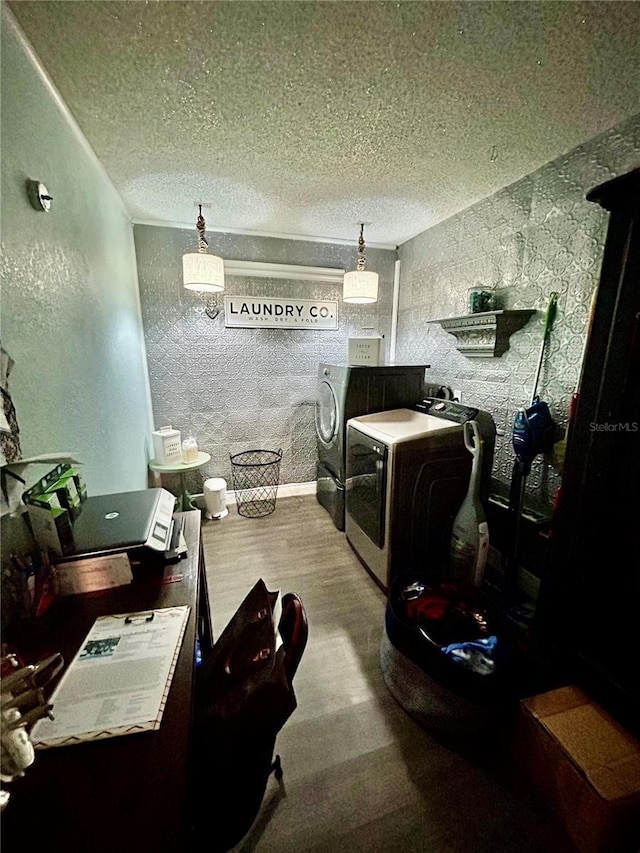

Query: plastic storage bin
[381,571,514,735]
[230,449,282,518]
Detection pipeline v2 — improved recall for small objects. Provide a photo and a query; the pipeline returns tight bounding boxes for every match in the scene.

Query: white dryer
[345,401,495,591]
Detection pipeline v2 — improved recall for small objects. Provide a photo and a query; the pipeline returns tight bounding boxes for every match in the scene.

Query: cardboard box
[22,465,83,554]
[44,467,85,519]
[513,686,640,852]
[348,336,384,366]
[26,503,75,556]
[23,464,86,509]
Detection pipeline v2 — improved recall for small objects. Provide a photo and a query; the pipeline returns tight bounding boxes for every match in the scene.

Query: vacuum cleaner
[449,420,489,588]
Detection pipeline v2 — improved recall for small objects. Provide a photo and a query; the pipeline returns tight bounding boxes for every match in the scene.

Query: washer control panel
[412,397,479,424]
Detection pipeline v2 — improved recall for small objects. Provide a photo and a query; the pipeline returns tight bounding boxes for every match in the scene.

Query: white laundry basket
[203,477,228,519]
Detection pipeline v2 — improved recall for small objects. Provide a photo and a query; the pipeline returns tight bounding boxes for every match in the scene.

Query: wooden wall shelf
[428,309,536,358]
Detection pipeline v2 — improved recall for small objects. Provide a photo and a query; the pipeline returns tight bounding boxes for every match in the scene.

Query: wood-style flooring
[201,495,574,853]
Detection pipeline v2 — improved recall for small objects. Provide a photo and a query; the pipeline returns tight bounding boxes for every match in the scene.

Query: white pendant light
[343,223,378,304]
[183,205,225,293]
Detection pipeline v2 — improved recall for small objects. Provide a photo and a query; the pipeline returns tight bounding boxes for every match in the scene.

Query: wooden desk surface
[2,510,208,853]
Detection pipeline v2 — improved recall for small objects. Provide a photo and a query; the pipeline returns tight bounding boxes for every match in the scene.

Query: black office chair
[192,586,308,852]
[279,592,309,684]
[269,592,309,781]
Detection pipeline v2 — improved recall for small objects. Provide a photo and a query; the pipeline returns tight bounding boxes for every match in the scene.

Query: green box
[22,465,85,554]
[23,464,87,521]
[45,470,83,519]
[23,488,63,511]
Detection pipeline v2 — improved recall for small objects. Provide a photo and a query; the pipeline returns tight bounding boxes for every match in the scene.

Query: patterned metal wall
[135,226,396,493]
[396,116,640,508]
[136,116,638,504]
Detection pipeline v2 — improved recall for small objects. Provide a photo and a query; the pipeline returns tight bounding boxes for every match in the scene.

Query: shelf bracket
[428,310,536,358]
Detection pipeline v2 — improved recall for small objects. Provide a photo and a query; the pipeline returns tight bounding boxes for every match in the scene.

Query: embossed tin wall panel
[396,116,640,508]
[135,225,396,493]
[136,117,638,502]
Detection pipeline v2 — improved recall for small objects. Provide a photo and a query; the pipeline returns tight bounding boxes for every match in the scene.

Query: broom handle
[531,292,558,405]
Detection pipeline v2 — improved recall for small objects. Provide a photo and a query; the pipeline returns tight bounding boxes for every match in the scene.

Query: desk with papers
[2,510,212,853]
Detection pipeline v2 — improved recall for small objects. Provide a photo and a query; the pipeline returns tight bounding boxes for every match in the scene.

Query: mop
[503,292,558,598]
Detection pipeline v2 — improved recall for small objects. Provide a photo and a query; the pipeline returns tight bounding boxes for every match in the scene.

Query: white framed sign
[224,296,338,330]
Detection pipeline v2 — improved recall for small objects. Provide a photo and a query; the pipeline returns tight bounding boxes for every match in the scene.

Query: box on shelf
[512,686,640,853]
[24,501,75,556]
[152,426,182,465]
[44,465,86,520]
[348,336,384,366]
[23,463,86,517]
[22,464,86,555]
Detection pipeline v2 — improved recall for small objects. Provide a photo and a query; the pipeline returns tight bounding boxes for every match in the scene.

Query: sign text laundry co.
[224,296,338,330]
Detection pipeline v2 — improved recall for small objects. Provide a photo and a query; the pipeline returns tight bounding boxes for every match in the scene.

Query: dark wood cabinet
[539,168,640,735]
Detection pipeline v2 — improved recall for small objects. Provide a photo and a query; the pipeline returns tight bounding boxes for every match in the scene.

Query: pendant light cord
[356,223,368,271]
[196,204,209,254]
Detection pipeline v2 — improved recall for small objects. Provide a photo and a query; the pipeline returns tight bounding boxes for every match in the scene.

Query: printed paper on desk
[31,605,190,749]
[55,553,133,596]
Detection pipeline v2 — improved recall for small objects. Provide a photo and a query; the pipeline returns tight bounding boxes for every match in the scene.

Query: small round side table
[148,452,211,512]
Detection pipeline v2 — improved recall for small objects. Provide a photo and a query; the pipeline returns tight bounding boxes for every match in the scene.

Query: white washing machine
[315,363,428,530]
[345,400,495,591]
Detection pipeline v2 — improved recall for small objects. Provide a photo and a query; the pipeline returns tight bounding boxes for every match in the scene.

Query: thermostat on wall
[348,336,384,366]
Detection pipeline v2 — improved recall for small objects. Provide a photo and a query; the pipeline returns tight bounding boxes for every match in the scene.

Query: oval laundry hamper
[230,449,282,518]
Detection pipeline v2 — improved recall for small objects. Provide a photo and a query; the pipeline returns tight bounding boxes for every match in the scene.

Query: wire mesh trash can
[230,449,282,518]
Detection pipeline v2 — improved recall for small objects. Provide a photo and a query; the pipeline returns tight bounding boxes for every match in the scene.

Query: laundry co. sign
[224,296,338,330]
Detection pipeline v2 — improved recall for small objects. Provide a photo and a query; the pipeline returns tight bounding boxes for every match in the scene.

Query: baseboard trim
[272,481,317,499]
[190,480,316,508]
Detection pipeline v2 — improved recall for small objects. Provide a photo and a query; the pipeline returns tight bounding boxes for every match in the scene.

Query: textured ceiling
[8,0,640,245]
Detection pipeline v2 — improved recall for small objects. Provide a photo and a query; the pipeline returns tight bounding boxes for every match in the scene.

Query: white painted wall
[0,8,153,495]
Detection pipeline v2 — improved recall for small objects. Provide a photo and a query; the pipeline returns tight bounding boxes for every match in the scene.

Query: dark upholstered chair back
[278,592,308,685]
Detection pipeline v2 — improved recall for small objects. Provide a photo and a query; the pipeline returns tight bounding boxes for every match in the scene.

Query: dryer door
[315,380,339,445]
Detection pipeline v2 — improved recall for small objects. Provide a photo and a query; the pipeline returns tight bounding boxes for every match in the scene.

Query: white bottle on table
[181,436,198,463]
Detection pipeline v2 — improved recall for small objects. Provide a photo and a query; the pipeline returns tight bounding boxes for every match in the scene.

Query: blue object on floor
[441,635,498,675]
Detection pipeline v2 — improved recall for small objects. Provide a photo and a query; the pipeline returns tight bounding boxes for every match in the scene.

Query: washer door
[346,428,387,549]
[315,380,339,445]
